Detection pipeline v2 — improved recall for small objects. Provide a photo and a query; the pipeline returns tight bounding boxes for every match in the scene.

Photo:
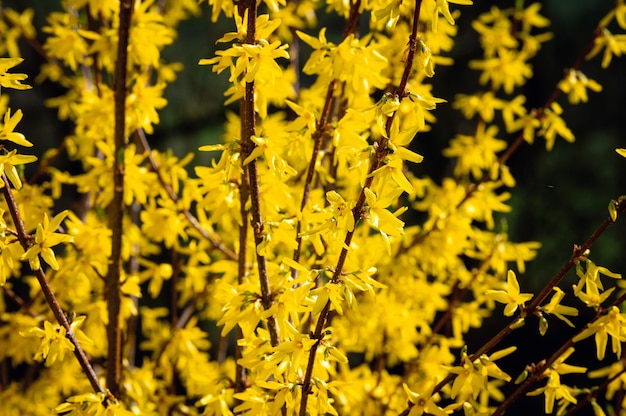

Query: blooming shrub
[0,0,626,415]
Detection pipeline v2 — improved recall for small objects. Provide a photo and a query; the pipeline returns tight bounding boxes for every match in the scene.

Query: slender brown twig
[239,0,281,348]
[298,2,424,414]
[105,0,133,398]
[417,198,626,412]
[562,360,626,416]
[492,288,626,415]
[1,173,108,400]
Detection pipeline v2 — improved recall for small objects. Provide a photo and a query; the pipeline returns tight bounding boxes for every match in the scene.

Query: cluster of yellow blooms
[0,0,625,415]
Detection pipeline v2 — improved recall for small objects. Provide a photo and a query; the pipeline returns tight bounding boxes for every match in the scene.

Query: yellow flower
[574,306,626,360]
[557,69,602,104]
[485,270,533,316]
[0,149,37,189]
[364,187,405,253]
[21,210,74,271]
[617,148,626,158]
[527,347,586,413]
[541,287,579,327]
[443,123,507,179]
[538,102,575,151]
[434,0,473,27]
[402,381,447,416]
[586,28,626,68]
[20,318,92,366]
[469,49,532,94]
[0,57,31,90]
[1,108,33,147]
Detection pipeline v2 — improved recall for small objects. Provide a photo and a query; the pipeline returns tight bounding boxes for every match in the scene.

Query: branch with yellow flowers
[238,0,282,349]
[105,0,134,398]
[493,287,626,415]
[399,196,626,415]
[1,173,108,401]
[401,1,617,254]
[299,1,425,414]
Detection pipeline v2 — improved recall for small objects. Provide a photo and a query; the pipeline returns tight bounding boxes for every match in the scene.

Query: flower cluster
[0,1,625,415]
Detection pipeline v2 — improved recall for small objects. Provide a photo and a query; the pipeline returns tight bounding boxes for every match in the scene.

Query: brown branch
[299,2,424,415]
[563,361,626,416]
[1,173,107,399]
[291,0,363,279]
[105,0,134,398]
[239,0,281,348]
[493,288,626,415]
[236,97,251,395]
[421,197,626,409]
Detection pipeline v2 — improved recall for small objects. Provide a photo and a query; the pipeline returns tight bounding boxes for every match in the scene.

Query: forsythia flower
[541,287,578,327]
[469,49,532,94]
[527,347,586,413]
[485,270,533,316]
[403,382,447,416]
[586,28,626,68]
[557,69,602,104]
[0,57,31,90]
[21,210,74,271]
[20,317,92,366]
[574,306,626,360]
[1,108,33,147]
[0,149,38,189]
[538,102,575,151]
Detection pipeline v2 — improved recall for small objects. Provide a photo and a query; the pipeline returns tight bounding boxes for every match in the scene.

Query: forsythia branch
[106,0,134,398]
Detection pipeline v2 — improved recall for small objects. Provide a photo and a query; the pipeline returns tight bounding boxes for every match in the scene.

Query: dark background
[3,1,626,414]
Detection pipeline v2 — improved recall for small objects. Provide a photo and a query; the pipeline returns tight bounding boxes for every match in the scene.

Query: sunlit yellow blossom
[453,91,505,122]
[1,8,36,57]
[538,102,575,151]
[443,123,507,179]
[472,9,517,58]
[20,317,91,366]
[445,346,516,400]
[21,211,74,271]
[541,287,578,327]
[364,187,405,253]
[574,306,626,360]
[0,149,37,189]
[516,2,550,33]
[0,57,31,90]
[129,1,175,68]
[403,381,447,416]
[485,270,533,316]
[586,28,626,68]
[527,347,586,413]
[434,0,473,28]
[558,69,602,104]
[469,49,532,94]
[0,109,33,147]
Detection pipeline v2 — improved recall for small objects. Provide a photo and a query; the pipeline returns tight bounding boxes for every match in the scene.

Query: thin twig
[105,0,134,398]
[299,2,424,414]
[1,173,107,400]
[236,96,250,395]
[492,288,626,415]
[423,198,626,408]
[240,0,281,348]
